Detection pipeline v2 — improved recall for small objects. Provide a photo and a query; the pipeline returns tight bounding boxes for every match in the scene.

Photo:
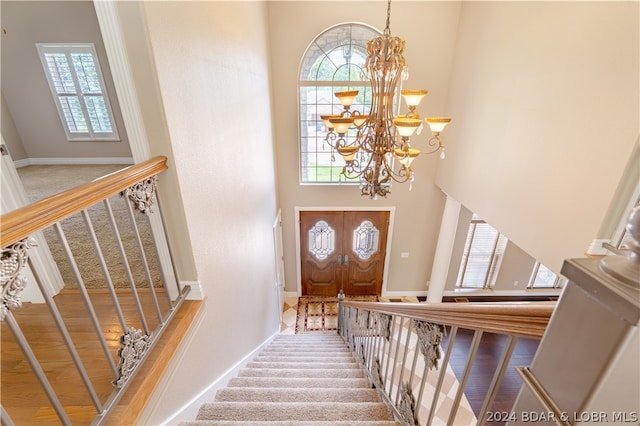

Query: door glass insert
[309,220,335,260]
[352,220,379,260]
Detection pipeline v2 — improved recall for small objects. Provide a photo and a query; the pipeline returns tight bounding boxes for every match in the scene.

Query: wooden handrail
[1,156,168,248]
[341,300,556,338]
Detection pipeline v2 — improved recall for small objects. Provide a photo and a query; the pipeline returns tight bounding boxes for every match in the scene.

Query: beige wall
[1,93,27,160]
[1,1,131,160]
[436,1,639,274]
[139,2,281,422]
[268,1,462,295]
[110,1,198,284]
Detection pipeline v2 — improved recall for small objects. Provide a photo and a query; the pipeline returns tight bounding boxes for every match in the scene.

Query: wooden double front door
[300,210,390,297]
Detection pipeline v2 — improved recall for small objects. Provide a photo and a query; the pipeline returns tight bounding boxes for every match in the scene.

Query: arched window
[298,23,381,184]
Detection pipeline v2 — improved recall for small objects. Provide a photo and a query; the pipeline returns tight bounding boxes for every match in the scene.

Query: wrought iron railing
[338,300,555,425]
[0,156,189,425]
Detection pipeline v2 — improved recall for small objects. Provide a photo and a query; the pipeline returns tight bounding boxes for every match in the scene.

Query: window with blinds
[456,217,508,289]
[528,261,563,288]
[37,43,118,141]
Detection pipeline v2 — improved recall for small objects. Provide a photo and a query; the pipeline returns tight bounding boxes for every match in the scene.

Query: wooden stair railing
[338,300,556,426]
[0,156,193,425]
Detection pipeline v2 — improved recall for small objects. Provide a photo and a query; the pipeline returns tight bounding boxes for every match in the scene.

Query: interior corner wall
[139,2,280,422]
[436,1,639,274]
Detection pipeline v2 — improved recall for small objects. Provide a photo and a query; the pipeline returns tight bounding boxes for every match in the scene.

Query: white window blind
[528,262,561,288]
[37,43,118,141]
[456,218,508,289]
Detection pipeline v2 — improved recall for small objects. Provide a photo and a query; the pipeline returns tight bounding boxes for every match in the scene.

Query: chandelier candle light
[322,0,451,199]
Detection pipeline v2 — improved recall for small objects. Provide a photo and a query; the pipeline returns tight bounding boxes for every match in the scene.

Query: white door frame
[294,206,396,297]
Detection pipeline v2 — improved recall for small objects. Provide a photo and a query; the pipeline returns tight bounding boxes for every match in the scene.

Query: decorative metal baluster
[448,330,483,424]
[427,326,458,426]
[1,404,14,426]
[122,196,163,323]
[1,238,37,319]
[55,222,119,378]
[3,313,72,425]
[28,256,103,412]
[388,316,406,397]
[478,335,518,425]
[395,318,414,403]
[103,199,150,335]
[81,210,127,332]
[113,327,151,388]
[397,381,419,426]
[414,321,446,417]
[382,314,397,391]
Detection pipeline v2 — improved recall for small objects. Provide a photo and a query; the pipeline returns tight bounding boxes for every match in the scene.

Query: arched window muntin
[298,23,383,184]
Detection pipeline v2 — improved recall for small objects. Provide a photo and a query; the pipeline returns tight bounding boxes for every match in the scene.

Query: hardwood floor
[1,288,201,425]
[444,327,540,425]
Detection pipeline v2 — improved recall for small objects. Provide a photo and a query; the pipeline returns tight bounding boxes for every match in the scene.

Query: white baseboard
[382,290,429,297]
[157,331,279,426]
[586,238,611,255]
[14,157,134,167]
[182,280,204,300]
[443,289,562,298]
[284,291,298,299]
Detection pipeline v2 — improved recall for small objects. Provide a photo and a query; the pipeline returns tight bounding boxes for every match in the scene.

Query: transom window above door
[298,23,380,184]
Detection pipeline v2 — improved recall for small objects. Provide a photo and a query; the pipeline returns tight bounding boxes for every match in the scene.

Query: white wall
[268,1,462,295]
[437,1,639,274]
[138,2,281,422]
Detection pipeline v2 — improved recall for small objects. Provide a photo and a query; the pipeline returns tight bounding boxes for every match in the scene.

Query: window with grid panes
[37,43,118,141]
[298,24,380,184]
[456,216,508,289]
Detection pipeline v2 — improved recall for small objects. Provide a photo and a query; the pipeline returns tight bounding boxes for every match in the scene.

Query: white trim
[382,290,428,298]
[15,157,133,167]
[1,137,65,301]
[443,289,563,297]
[93,1,151,162]
[294,206,395,296]
[284,291,299,299]
[153,331,279,426]
[182,280,203,300]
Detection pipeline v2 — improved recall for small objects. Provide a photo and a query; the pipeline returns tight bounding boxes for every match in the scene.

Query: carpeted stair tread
[238,367,364,378]
[186,334,398,424]
[182,421,401,425]
[260,347,352,353]
[227,376,372,388]
[182,421,402,426]
[196,402,393,421]
[252,355,354,363]
[214,387,381,403]
[245,361,360,370]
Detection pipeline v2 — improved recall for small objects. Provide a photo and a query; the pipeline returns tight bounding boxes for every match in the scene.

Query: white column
[427,195,461,303]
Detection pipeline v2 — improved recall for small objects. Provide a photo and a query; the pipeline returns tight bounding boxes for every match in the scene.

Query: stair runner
[182,334,400,425]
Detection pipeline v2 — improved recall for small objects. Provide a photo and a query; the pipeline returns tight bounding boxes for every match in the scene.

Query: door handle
[337,254,342,265]
[344,254,349,265]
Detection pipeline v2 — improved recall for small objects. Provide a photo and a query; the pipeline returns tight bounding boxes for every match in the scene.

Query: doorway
[299,210,390,296]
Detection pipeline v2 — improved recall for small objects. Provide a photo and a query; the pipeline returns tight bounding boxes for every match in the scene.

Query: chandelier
[322,0,451,199]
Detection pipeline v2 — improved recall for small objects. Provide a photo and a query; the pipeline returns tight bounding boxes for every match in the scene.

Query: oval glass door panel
[309,220,335,261]
[352,220,379,260]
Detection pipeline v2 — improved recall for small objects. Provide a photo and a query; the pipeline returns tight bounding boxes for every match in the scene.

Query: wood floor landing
[1,289,203,425]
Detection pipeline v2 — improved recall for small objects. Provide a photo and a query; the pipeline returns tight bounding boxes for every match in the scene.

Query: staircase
[182,334,400,425]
